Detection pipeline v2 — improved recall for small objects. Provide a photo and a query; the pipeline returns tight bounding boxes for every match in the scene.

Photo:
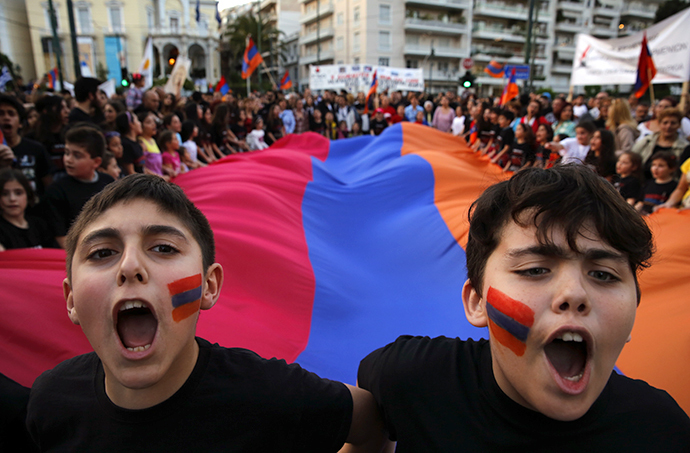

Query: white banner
[138,37,154,89]
[571,7,690,86]
[309,65,425,92]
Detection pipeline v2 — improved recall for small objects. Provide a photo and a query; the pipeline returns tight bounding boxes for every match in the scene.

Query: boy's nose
[118,248,149,285]
[551,271,591,316]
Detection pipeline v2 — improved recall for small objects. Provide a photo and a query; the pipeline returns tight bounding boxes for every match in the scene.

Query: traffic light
[460,71,475,89]
[120,67,129,87]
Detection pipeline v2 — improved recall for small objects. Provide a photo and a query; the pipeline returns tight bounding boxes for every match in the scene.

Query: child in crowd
[41,125,114,248]
[137,111,167,181]
[180,120,204,169]
[246,116,269,151]
[114,111,145,175]
[414,110,428,126]
[0,168,56,250]
[614,151,643,205]
[544,121,596,165]
[370,109,388,136]
[585,129,617,181]
[98,151,122,181]
[310,109,327,137]
[355,164,690,451]
[350,121,364,137]
[489,110,514,164]
[337,120,350,139]
[325,111,339,140]
[158,130,186,179]
[635,151,678,214]
[26,174,385,451]
[504,123,535,172]
[533,123,554,168]
[104,131,124,175]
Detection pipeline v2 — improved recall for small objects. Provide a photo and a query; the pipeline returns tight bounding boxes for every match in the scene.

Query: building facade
[0,0,37,81]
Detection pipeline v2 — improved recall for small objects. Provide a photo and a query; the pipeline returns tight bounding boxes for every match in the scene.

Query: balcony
[404,44,469,59]
[593,5,617,17]
[260,0,276,10]
[406,0,470,10]
[551,64,572,74]
[472,23,547,44]
[301,50,335,65]
[472,48,547,64]
[299,27,334,45]
[423,69,463,82]
[554,43,575,59]
[591,25,618,38]
[555,20,586,33]
[404,18,468,35]
[558,1,585,12]
[621,3,656,19]
[473,1,551,22]
[300,2,334,25]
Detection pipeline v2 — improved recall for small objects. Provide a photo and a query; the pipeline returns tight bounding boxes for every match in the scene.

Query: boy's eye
[589,270,618,282]
[151,244,178,254]
[517,268,549,277]
[88,249,117,260]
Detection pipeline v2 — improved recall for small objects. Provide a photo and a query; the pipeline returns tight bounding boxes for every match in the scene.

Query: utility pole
[66,0,81,79]
[524,0,535,92]
[257,0,262,86]
[316,0,321,65]
[429,43,435,95]
[47,0,64,88]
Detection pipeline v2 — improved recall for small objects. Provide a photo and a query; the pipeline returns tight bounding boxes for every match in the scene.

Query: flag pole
[679,81,689,114]
[246,76,250,98]
[647,67,655,105]
[567,85,574,103]
[261,60,277,88]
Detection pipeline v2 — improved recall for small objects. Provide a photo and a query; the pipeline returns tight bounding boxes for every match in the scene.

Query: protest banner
[309,65,424,93]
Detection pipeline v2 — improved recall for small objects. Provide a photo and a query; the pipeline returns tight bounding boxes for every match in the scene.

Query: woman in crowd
[0,169,57,250]
[199,104,224,161]
[552,102,576,140]
[160,93,177,118]
[606,98,639,155]
[632,107,689,180]
[637,97,675,139]
[293,96,309,134]
[115,111,145,175]
[22,107,39,136]
[535,123,554,168]
[137,111,167,180]
[180,120,205,169]
[27,95,70,180]
[586,129,618,181]
[265,104,286,146]
[101,100,126,132]
[432,96,455,133]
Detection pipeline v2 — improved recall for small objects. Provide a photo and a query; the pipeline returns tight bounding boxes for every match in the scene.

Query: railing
[474,1,550,17]
[405,18,467,32]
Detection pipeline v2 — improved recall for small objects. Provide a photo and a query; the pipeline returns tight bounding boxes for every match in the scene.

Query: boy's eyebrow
[80,225,189,249]
[80,228,120,249]
[506,245,627,263]
[142,224,190,242]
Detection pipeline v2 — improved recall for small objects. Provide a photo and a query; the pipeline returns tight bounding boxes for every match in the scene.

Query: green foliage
[654,0,689,23]
[96,62,109,81]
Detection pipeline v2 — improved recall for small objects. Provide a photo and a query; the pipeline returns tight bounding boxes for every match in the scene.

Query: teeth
[558,332,583,342]
[565,370,585,382]
[126,344,151,352]
[119,301,146,311]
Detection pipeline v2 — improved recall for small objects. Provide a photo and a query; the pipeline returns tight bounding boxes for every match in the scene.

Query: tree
[222,13,286,91]
[654,0,689,23]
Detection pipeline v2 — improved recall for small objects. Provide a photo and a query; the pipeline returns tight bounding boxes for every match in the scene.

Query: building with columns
[24,0,222,86]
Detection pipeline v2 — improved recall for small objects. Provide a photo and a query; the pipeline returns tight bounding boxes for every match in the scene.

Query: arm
[655,176,687,210]
[338,385,390,453]
[0,144,16,168]
[491,144,510,163]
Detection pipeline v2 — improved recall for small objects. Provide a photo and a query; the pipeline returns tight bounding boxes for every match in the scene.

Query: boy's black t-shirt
[370,118,388,136]
[639,179,678,214]
[11,137,53,196]
[0,215,58,250]
[0,373,38,452]
[358,336,690,452]
[119,136,145,174]
[498,127,514,154]
[614,175,642,201]
[27,338,353,452]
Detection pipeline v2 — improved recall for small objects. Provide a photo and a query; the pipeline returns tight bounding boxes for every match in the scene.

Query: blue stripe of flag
[486,301,529,342]
[172,286,202,308]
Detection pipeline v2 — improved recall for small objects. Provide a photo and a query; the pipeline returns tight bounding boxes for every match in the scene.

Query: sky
[218,0,253,11]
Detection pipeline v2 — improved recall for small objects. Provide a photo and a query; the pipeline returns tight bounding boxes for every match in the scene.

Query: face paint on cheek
[168,274,203,323]
[485,286,535,356]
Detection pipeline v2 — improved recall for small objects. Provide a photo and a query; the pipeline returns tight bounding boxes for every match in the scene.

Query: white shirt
[573,104,588,119]
[559,137,590,164]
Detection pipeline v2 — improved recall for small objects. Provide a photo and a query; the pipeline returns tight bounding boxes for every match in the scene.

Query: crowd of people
[1,74,690,251]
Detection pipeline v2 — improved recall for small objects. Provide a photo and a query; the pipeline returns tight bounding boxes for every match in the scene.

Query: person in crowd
[23,107,39,136]
[533,123,554,168]
[474,104,495,153]
[265,104,285,146]
[391,105,406,125]
[68,77,104,125]
[635,151,677,214]
[98,150,122,181]
[432,96,455,133]
[451,105,466,137]
[337,120,350,139]
[544,121,596,165]
[614,151,643,205]
[160,93,177,118]
[587,91,609,121]
[304,94,317,118]
[414,110,428,126]
[489,110,515,166]
[163,113,183,146]
[0,168,57,250]
[310,109,327,137]
[292,96,309,134]
[655,154,690,210]
[125,73,146,110]
[350,121,364,137]
[637,97,674,139]
[370,108,388,136]
[104,131,124,177]
[592,98,610,129]
[632,107,689,180]
[135,90,161,117]
[246,116,269,150]
[585,129,617,181]
[336,95,356,132]
[28,95,70,181]
[229,110,248,145]
[423,100,434,125]
[41,126,115,248]
[209,104,239,156]
[317,90,336,118]
[0,94,53,197]
[115,111,145,175]
[504,122,535,172]
[552,102,576,140]
[404,96,424,123]
[158,130,185,179]
[199,104,223,161]
[634,102,651,124]
[279,98,296,135]
[137,111,166,180]
[324,111,339,140]
[607,99,639,155]
[519,99,550,134]
[101,100,126,132]
[378,94,396,118]
[180,120,204,169]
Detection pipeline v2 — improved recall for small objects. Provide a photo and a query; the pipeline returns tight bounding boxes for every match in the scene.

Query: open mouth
[544,331,588,382]
[116,301,158,352]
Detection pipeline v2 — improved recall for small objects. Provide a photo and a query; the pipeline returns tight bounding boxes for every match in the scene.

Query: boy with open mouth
[26,174,386,452]
[352,164,690,451]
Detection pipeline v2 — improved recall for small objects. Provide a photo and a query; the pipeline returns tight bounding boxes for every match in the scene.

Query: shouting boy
[355,165,690,451]
[27,174,385,451]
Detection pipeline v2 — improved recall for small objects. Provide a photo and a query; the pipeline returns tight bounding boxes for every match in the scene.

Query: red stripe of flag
[280,70,292,90]
[168,274,202,296]
[633,33,656,99]
[363,71,377,114]
[242,38,263,80]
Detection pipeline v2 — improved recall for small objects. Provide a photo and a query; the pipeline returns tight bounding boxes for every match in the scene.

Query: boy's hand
[0,144,16,168]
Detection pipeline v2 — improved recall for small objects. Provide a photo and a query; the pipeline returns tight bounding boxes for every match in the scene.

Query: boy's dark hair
[499,110,515,122]
[0,94,26,121]
[157,130,175,150]
[576,121,596,135]
[162,113,179,128]
[65,174,215,280]
[74,77,102,103]
[466,165,653,302]
[620,151,644,181]
[180,120,196,143]
[65,126,106,159]
[649,151,678,170]
[99,150,115,170]
[0,168,35,207]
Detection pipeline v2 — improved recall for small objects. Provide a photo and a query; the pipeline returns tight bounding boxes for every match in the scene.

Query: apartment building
[257,0,300,80]
[24,0,221,85]
[0,0,37,81]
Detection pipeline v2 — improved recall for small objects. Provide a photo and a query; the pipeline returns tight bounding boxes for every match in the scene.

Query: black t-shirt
[0,373,38,452]
[639,179,678,213]
[11,137,53,196]
[370,118,388,136]
[509,141,535,169]
[41,173,115,237]
[120,136,145,174]
[359,336,690,452]
[498,127,514,154]
[614,175,642,201]
[643,144,673,181]
[67,107,95,125]
[0,215,57,249]
[310,118,326,137]
[27,338,352,452]
[26,130,66,176]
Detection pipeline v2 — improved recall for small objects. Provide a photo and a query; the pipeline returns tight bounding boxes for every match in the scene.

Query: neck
[5,131,21,147]
[76,101,91,113]
[2,212,27,228]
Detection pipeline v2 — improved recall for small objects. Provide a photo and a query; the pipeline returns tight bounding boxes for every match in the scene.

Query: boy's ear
[63,278,80,325]
[462,279,488,328]
[200,263,224,310]
[92,156,102,169]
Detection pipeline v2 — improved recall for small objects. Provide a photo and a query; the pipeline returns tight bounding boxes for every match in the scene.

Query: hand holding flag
[633,33,657,99]
[242,37,263,80]
[363,71,378,115]
[280,70,292,90]
[500,68,519,107]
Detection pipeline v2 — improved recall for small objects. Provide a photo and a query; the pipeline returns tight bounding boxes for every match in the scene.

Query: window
[336,36,344,50]
[170,17,179,33]
[378,31,391,51]
[146,7,155,29]
[378,57,389,66]
[337,12,344,25]
[354,57,360,64]
[353,6,360,25]
[438,61,449,72]
[379,4,391,25]
[406,59,418,68]
[43,5,61,31]
[77,6,91,33]
[405,34,419,45]
[108,6,123,33]
[353,32,360,52]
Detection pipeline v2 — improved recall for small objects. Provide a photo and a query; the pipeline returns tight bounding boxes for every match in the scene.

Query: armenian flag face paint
[486,286,535,356]
[168,274,202,322]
